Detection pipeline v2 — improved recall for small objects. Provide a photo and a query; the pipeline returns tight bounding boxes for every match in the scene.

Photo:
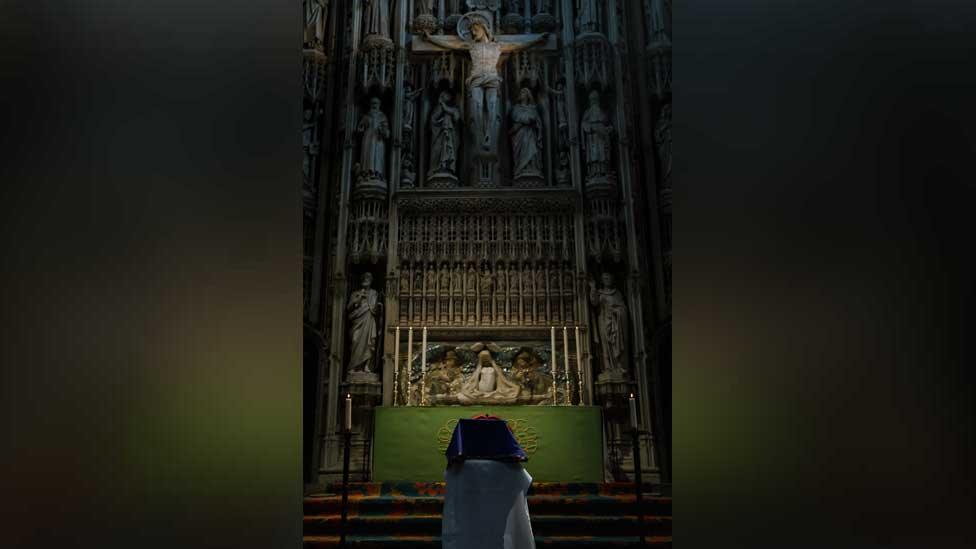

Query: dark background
[2,1,974,548]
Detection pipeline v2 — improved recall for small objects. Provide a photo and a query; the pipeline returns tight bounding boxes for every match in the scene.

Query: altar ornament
[629,393,638,428]
[575,326,584,404]
[393,326,401,406]
[421,326,428,405]
[407,326,414,406]
[551,326,557,405]
[563,326,570,405]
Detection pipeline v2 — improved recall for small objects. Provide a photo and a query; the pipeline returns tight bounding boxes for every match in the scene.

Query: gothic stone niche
[574,32,612,91]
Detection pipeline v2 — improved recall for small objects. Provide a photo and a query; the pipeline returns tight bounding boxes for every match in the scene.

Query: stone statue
[402,81,424,138]
[304,0,329,48]
[465,264,477,293]
[581,89,613,180]
[576,0,600,33]
[655,102,671,188]
[427,349,463,401]
[509,87,544,182]
[421,17,548,156]
[451,265,463,293]
[399,270,411,295]
[439,265,451,292]
[427,90,461,183]
[511,350,552,401]
[588,272,628,376]
[347,272,382,374]
[362,0,390,38]
[479,267,493,295]
[458,343,521,404]
[547,79,569,148]
[355,97,390,183]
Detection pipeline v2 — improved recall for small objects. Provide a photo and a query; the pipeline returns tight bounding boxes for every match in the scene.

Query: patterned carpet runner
[304,482,672,548]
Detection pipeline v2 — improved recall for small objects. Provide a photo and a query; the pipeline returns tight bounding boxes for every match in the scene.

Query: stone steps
[303,482,672,548]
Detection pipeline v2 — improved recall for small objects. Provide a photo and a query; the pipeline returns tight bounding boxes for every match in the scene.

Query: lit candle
[574,326,583,405]
[629,393,638,429]
[344,393,352,432]
[421,326,428,406]
[393,326,401,406]
[550,326,557,405]
[406,327,414,406]
[563,326,570,405]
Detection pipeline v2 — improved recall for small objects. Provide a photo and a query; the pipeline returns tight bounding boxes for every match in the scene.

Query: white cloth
[442,460,535,549]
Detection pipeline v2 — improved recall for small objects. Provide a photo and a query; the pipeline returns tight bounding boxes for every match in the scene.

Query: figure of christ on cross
[420,17,549,158]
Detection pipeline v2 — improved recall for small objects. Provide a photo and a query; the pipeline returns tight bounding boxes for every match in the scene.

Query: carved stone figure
[304,0,329,48]
[427,90,461,185]
[511,350,552,401]
[356,97,390,184]
[421,18,548,156]
[399,270,411,295]
[427,349,463,400]
[439,265,451,292]
[402,81,424,138]
[347,272,382,374]
[588,272,629,376]
[576,0,600,33]
[458,344,521,404]
[465,264,478,293]
[479,267,493,295]
[363,0,390,38]
[547,80,569,147]
[581,90,613,181]
[510,87,544,183]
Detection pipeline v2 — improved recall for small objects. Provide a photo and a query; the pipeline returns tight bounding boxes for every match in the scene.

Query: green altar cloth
[372,406,603,482]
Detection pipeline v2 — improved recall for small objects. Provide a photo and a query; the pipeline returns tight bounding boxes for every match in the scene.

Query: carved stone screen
[302,0,671,485]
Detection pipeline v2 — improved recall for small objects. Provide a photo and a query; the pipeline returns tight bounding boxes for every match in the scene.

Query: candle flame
[630,393,634,398]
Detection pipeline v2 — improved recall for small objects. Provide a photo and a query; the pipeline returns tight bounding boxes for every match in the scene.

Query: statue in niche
[402,81,424,139]
[655,102,671,189]
[347,272,382,375]
[355,97,390,184]
[458,343,521,404]
[427,90,461,185]
[576,0,600,33]
[414,270,424,293]
[535,267,546,293]
[510,87,545,183]
[362,0,390,38]
[479,266,493,296]
[421,15,548,156]
[424,267,437,293]
[304,0,328,48]
[588,272,629,377]
[399,270,411,295]
[495,264,508,294]
[452,264,463,294]
[547,79,569,147]
[511,350,553,402]
[302,108,318,197]
[581,89,613,181]
[465,264,478,293]
[427,349,463,403]
[439,264,451,293]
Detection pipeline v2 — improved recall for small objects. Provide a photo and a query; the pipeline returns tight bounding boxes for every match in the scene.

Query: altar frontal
[373,405,602,482]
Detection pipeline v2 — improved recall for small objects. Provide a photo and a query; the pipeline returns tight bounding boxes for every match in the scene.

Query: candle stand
[630,426,646,547]
[339,428,352,547]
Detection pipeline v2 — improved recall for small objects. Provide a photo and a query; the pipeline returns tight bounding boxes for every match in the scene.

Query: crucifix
[412,12,556,164]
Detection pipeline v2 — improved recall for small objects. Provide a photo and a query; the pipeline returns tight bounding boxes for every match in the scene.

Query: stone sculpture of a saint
[580,89,613,180]
[509,87,544,182]
[427,90,461,183]
[362,0,390,38]
[588,272,628,376]
[347,272,382,374]
[356,97,390,184]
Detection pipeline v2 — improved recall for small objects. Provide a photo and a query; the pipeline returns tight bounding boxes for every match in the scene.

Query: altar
[373,405,603,482]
